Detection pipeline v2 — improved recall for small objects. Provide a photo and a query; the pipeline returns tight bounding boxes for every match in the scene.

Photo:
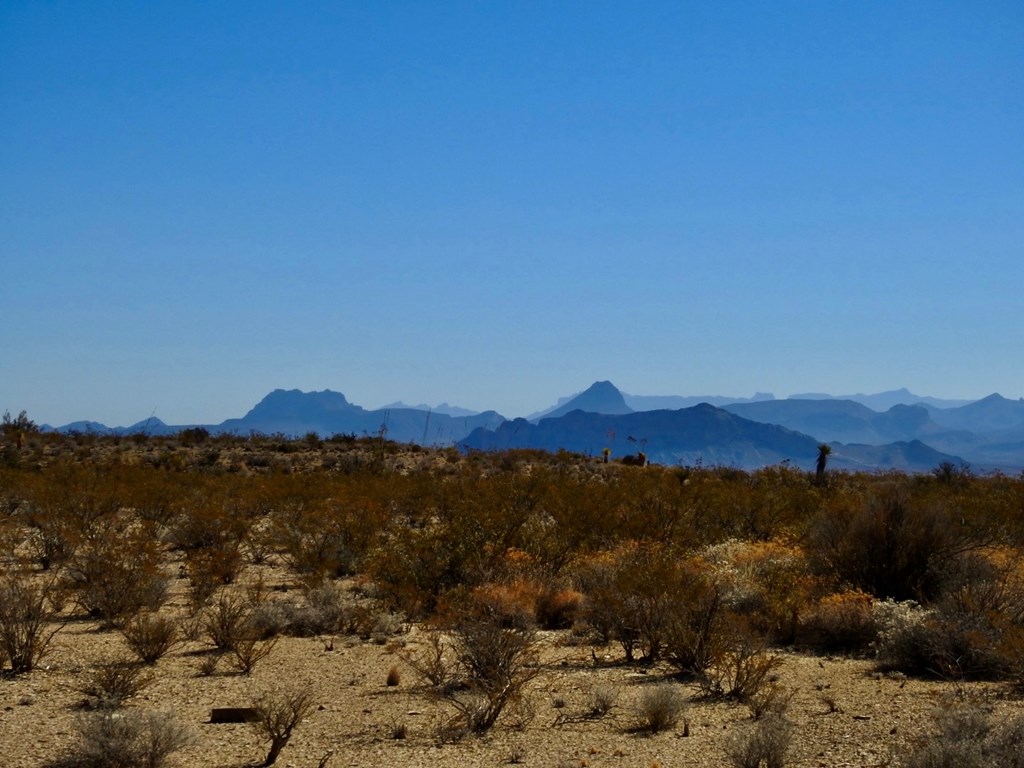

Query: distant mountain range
[465,382,972,472]
[49,389,504,447]
[41,382,1024,472]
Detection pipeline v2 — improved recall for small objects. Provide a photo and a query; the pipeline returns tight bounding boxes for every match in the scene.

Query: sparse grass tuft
[632,684,685,734]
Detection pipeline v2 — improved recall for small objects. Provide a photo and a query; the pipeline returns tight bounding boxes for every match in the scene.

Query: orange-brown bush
[6,432,1024,688]
[875,548,1024,679]
[808,483,979,603]
[429,591,542,736]
[797,589,877,653]
[574,541,681,662]
[703,538,819,644]
[0,568,65,673]
[574,542,730,667]
[121,611,180,664]
[63,514,168,626]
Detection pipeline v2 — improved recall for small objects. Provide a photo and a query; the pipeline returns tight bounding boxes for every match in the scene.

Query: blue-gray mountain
[521,382,1022,471]
[461,405,962,472]
[48,389,504,447]
[42,382,1023,471]
[722,393,1024,470]
[532,380,634,422]
[217,389,505,445]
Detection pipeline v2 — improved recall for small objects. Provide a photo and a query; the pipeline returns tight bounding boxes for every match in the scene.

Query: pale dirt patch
[3,613,1023,768]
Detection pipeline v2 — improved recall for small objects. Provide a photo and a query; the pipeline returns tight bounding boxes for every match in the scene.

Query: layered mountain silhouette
[465,405,823,469]
[787,388,974,411]
[624,392,776,410]
[50,389,503,447]
[462,403,964,472]
[215,389,504,445]
[531,381,633,422]
[44,380,1024,471]
[380,401,480,418]
[721,400,950,445]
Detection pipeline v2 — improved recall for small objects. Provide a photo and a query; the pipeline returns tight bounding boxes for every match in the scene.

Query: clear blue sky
[3,1,1022,426]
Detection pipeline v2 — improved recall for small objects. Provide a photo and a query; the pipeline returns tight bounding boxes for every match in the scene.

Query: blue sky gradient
[3,1,1022,425]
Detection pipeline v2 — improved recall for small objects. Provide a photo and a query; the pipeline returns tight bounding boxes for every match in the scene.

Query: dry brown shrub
[798,589,877,653]
[386,665,401,686]
[632,683,686,734]
[725,714,794,768]
[701,631,785,704]
[575,541,686,662]
[702,538,818,644]
[536,587,584,630]
[250,683,317,766]
[401,631,453,690]
[0,568,66,674]
[121,611,180,664]
[63,515,168,626]
[47,709,194,768]
[469,580,541,629]
[80,659,153,708]
[418,593,542,736]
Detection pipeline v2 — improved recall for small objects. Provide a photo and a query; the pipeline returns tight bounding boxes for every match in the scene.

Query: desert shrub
[365,469,542,618]
[929,550,1024,680]
[702,538,817,644]
[747,679,794,721]
[632,683,686,733]
[726,465,819,541]
[700,630,784,705]
[119,468,180,527]
[447,613,540,733]
[932,461,975,487]
[725,713,794,768]
[574,541,686,662]
[183,545,244,608]
[419,595,541,736]
[18,462,123,570]
[808,484,972,603]
[872,599,937,675]
[386,665,401,686]
[203,593,253,651]
[468,580,540,630]
[48,709,194,768]
[0,569,65,673]
[201,592,277,674]
[402,631,454,690]
[797,590,878,653]
[250,684,317,766]
[121,612,180,665]
[535,586,584,630]
[80,660,153,708]
[178,427,210,446]
[900,701,1024,768]
[247,597,295,639]
[170,479,259,605]
[662,558,730,675]
[591,684,618,716]
[63,515,168,626]
[872,556,1024,680]
[271,504,357,584]
[281,581,350,637]
[231,634,278,675]
[365,524,467,618]
[22,508,81,571]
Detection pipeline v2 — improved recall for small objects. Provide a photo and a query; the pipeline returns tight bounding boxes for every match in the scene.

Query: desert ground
[2,433,1024,767]
[2,584,1022,768]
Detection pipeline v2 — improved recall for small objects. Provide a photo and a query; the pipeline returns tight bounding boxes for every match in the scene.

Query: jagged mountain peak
[245,389,355,418]
[538,381,634,421]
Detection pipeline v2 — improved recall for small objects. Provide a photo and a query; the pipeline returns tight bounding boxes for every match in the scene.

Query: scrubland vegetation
[2,420,1024,766]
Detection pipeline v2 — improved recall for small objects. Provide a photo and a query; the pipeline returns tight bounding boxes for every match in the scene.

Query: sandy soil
[4,588,1023,768]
